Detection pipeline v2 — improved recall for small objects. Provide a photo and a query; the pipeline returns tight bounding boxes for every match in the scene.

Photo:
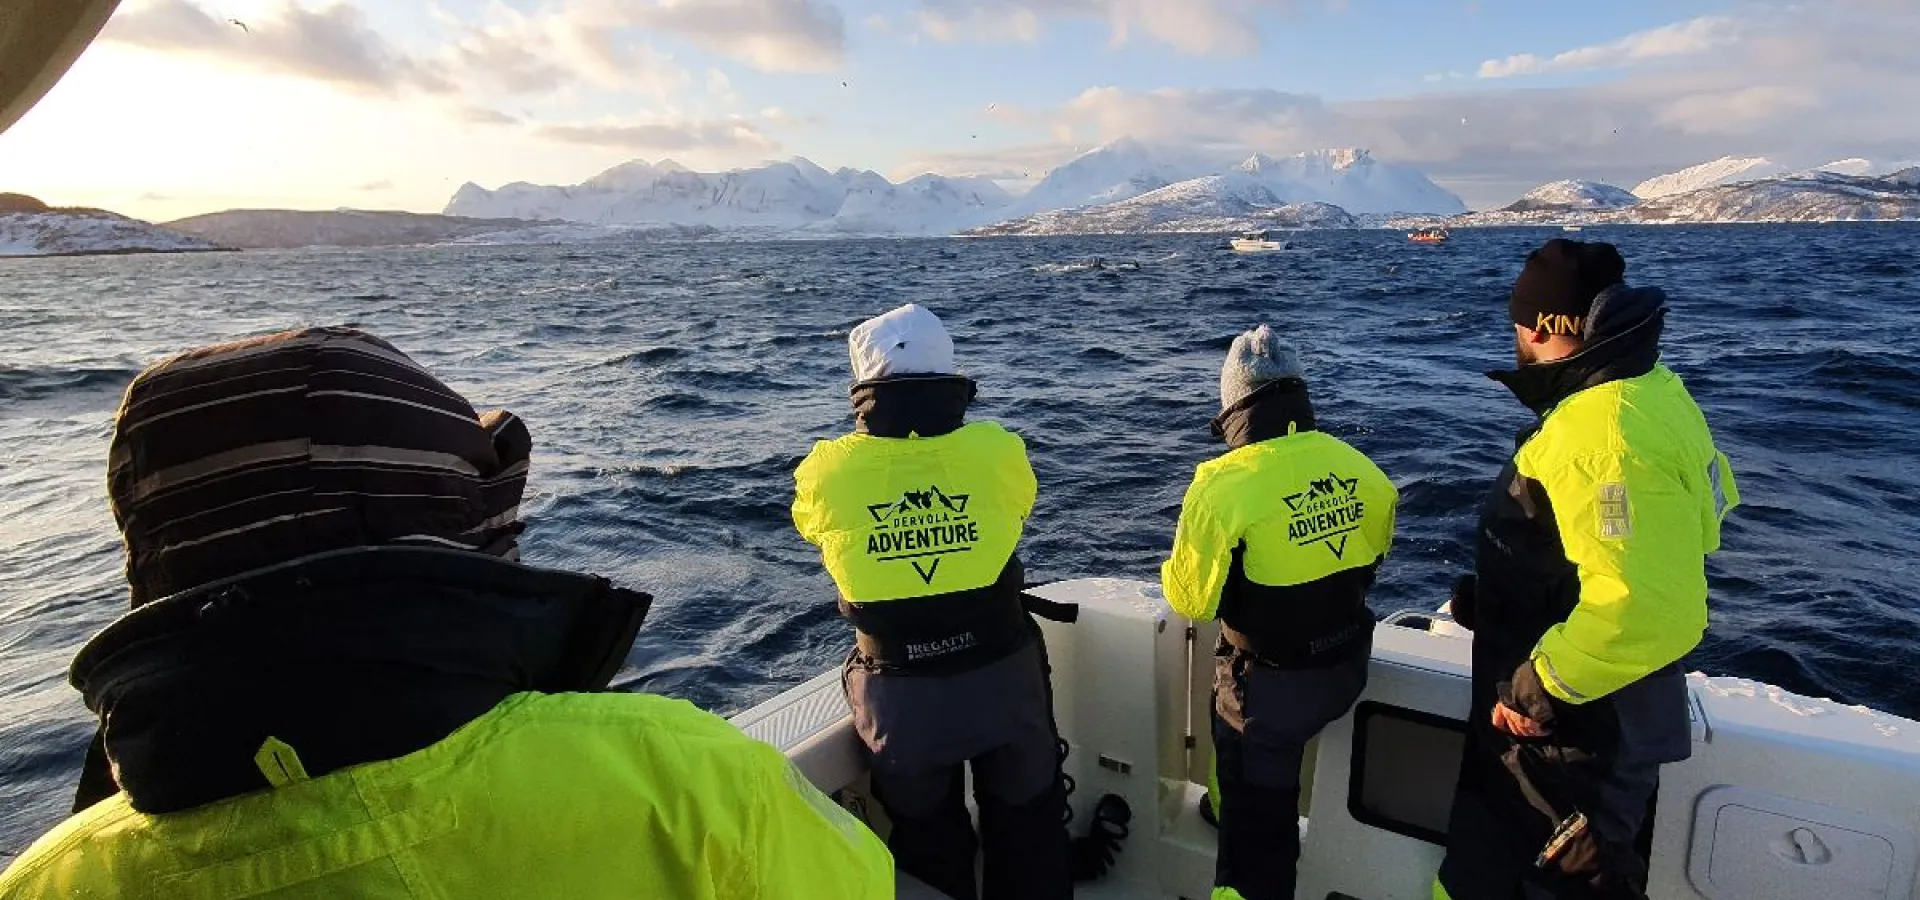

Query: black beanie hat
[108,326,531,606]
[1509,238,1626,337]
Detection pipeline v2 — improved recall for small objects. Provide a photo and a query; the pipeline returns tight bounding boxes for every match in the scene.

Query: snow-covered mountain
[1395,180,1641,227]
[1815,158,1879,177]
[1394,168,1920,229]
[1003,138,1222,217]
[163,209,570,249]
[970,175,1356,236]
[1504,180,1639,212]
[964,146,1456,235]
[447,159,847,228]
[1226,149,1466,215]
[1632,156,1790,199]
[1000,144,1462,221]
[1630,168,1920,223]
[447,157,1013,235]
[1809,158,1920,177]
[806,172,1015,235]
[0,194,220,257]
[443,222,719,245]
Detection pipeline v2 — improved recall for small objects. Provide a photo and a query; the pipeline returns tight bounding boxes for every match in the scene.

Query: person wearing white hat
[793,304,1070,900]
[1162,324,1400,900]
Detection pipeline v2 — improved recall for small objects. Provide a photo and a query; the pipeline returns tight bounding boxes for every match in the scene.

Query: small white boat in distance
[1563,225,1585,232]
[1230,230,1290,253]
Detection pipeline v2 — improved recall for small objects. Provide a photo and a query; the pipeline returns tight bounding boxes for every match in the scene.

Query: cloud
[1046,86,1332,147]
[102,0,451,95]
[909,0,1293,55]
[442,7,691,98]
[535,115,779,153]
[707,68,739,103]
[1477,15,1737,79]
[950,3,1920,209]
[459,107,520,126]
[447,23,574,95]
[100,0,810,109]
[894,141,1082,182]
[354,179,395,191]
[437,0,836,106]
[917,6,1043,43]
[760,107,823,127]
[1652,84,1821,134]
[583,0,847,72]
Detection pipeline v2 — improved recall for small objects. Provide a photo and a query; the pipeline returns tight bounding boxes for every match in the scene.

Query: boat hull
[734,579,1920,900]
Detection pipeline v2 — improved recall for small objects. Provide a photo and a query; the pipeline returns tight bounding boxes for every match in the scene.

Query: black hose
[1057,733,1132,881]
[1057,737,1076,827]
[1070,793,1133,882]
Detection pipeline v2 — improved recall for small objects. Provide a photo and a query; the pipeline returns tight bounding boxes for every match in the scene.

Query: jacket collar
[1489,285,1667,417]
[71,547,650,814]
[1211,380,1317,450]
[851,374,976,438]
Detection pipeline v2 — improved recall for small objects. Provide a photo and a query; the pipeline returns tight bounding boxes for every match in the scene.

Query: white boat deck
[733,579,1920,900]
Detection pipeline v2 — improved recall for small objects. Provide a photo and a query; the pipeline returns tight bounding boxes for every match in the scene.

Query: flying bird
[841,81,849,88]
[986,102,997,111]
[227,18,249,32]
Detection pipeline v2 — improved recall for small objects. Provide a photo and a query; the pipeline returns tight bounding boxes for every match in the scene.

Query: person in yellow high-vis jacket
[794,304,1070,900]
[1435,240,1739,900]
[0,328,892,900]
[1163,325,1399,900]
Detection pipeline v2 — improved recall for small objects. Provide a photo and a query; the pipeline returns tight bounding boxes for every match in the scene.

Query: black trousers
[1436,671,1687,900]
[845,640,1071,900]
[1211,637,1370,900]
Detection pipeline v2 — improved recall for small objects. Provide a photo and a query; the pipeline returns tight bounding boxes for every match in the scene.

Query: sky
[2,0,1916,220]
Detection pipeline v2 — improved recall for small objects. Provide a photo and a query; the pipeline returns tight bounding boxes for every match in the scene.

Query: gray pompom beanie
[1220,324,1306,410]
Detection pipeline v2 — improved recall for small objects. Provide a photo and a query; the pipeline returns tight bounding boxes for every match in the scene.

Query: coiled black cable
[1057,738,1076,827]
[1056,738,1133,881]
[1070,794,1133,881]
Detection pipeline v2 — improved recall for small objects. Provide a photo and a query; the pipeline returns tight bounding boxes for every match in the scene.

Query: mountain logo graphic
[867,485,971,523]
[1283,472,1366,560]
[865,485,980,585]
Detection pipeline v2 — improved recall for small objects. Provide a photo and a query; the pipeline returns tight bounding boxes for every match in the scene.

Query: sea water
[3,226,1917,849]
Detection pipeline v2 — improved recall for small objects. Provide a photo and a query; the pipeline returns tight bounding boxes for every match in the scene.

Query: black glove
[1449,573,1478,632]
[1497,658,1558,731]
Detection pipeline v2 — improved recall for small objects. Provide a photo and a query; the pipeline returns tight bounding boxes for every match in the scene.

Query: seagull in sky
[228,18,249,32]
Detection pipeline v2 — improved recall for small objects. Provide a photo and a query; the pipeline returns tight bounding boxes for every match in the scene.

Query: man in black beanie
[1507,238,1626,364]
[1434,240,1741,900]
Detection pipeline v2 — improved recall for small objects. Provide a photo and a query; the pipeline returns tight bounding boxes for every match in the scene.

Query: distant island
[7,144,1920,257]
[161,209,715,250]
[1,193,223,257]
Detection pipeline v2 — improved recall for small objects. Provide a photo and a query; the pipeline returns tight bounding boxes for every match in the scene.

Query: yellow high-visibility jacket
[0,692,894,899]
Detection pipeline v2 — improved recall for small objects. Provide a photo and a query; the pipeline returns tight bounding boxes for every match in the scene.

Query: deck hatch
[1346,701,1467,845]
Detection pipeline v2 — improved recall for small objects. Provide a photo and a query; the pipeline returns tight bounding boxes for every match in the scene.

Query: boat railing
[1382,608,1456,627]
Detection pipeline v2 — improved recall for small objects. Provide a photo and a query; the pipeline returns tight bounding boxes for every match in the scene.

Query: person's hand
[1491,701,1549,738]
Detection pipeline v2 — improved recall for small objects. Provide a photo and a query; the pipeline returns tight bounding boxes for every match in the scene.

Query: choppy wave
[516,276,619,296]
[3,224,1919,849]
[0,363,140,404]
